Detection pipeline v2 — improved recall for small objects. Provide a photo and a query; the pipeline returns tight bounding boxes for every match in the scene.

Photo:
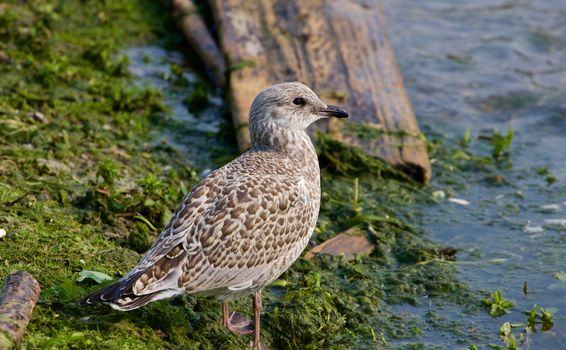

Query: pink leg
[252,290,267,349]
[222,302,229,327]
[222,301,253,335]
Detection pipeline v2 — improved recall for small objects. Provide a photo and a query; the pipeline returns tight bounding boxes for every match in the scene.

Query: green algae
[0,0,200,348]
[0,1,478,349]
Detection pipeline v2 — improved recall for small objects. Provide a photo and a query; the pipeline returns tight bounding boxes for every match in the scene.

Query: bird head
[248,82,349,133]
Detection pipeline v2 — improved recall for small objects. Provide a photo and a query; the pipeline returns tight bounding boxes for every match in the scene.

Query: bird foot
[226,311,254,335]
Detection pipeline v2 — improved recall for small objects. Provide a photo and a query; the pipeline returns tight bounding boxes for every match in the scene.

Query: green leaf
[483,290,514,317]
[134,214,158,231]
[271,279,289,288]
[494,290,503,303]
[527,304,538,329]
[464,128,471,145]
[491,126,513,161]
[539,307,555,321]
[77,270,114,284]
[508,335,517,350]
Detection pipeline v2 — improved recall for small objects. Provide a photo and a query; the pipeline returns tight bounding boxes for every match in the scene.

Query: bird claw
[226,311,254,335]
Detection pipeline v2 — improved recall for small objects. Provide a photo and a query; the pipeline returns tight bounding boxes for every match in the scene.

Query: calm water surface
[383,0,566,348]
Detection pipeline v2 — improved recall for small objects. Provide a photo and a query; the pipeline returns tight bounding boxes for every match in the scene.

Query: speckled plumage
[80,83,349,334]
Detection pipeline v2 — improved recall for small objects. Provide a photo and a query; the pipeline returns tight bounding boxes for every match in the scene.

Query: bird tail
[79,278,177,311]
[80,242,188,310]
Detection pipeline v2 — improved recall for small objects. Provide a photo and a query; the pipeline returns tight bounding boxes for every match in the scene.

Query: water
[125,46,234,175]
[382,0,566,348]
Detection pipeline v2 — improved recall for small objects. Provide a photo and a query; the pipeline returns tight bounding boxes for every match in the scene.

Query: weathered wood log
[0,271,41,350]
[208,0,431,182]
[170,0,227,86]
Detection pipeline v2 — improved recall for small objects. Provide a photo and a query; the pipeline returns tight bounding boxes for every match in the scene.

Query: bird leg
[252,290,266,350]
[222,301,254,335]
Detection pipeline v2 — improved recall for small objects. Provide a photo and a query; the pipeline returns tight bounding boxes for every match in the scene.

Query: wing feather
[177,173,314,293]
[114,169,229,295]
[96,157,315,301]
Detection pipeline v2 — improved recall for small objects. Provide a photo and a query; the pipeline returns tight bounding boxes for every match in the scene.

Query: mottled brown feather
[81,82,332,308]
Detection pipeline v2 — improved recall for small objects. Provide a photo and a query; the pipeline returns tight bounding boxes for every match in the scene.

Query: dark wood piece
[208,0,431,181]
[0,271,41,350]
[171,0,227,86]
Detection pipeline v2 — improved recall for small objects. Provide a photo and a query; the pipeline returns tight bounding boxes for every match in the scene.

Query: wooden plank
[208,0,431,182]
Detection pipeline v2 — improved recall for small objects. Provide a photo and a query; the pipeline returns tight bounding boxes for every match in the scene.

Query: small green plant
[522,282,528,295]
[96,158,119,186]
[535,166,557,186]
[138,173,164,195]
[493,304,557,350]
[499,322,519,350]
[526,304,555,332]
[482,290,514,317]
[461,127,471,147]
[508,336,518,350]
[491,127,513,162]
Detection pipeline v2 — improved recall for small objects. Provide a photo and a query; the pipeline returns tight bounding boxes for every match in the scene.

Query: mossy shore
[0,1,472,349]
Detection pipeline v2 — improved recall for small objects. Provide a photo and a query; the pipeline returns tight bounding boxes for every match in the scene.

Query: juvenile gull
[80,82,349,349]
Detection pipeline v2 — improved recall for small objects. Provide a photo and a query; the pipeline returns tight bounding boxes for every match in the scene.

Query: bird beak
[319,105,349,119]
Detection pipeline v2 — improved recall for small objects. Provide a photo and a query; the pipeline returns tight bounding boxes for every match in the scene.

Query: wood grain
[209,0,431,182]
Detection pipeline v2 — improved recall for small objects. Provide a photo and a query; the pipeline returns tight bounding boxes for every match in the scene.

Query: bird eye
[293,97,306,106]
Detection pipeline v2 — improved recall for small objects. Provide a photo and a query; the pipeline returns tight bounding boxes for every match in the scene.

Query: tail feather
[79,280,124,306]
[80,243,188,310]
[79,279,182,311]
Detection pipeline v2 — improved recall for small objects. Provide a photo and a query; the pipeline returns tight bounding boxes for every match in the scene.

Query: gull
[80,82,349,349]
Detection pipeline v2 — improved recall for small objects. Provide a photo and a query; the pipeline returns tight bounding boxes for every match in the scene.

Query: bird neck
[250,120,317,163]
